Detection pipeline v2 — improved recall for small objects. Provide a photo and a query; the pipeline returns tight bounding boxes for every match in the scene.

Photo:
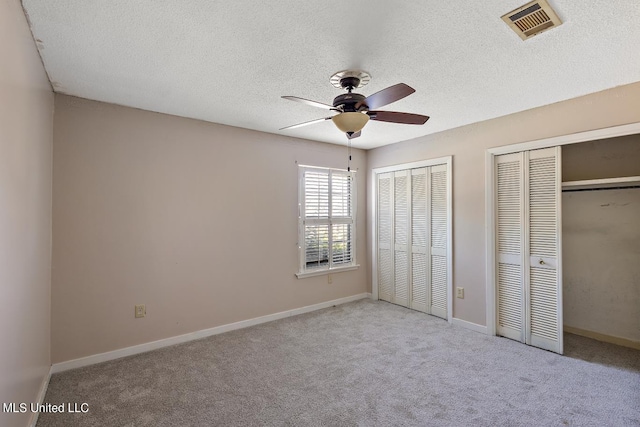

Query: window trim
[295,264,360,279]
[296,165,358,279]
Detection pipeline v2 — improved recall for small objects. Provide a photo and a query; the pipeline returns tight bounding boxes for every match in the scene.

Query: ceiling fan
[280,70,429,139]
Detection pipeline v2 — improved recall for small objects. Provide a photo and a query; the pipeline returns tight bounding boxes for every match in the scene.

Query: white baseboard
[29,366,52,427]
[452,317,488,335]
[52,293,371,373]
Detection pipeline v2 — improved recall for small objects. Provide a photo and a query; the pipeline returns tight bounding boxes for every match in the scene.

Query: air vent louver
[502,0,562,40]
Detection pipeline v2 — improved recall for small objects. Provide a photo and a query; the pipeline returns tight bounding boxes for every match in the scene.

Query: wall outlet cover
[135,304,146,318]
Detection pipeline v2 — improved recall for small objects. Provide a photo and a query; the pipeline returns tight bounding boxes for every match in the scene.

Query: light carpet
[37,299,640,426]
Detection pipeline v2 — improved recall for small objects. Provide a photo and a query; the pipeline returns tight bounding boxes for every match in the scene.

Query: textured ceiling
[22,0,640,149]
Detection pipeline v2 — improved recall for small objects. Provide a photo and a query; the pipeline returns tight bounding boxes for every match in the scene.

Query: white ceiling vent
[502,0,562,40]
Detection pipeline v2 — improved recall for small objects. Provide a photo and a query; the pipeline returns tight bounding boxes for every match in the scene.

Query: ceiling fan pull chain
[347,136,352,172]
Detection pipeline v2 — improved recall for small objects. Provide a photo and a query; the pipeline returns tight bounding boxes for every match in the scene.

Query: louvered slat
[497,161,521,255]
[430,170,447,250]
[331,173,352,218]
[379,249,393,301]
[530,268,558,341]
[429,167,447,318]
[395,251,409,304]
[430,255,447,318]
[395,175,409,246]
[331,223,352,266]
[394,171,409,306]
[377,174,393,302]
[498,263,522,331]
[411,170,428,312]
[412,253,427,312]
[304,224,329,269]
[529,157,557,257]
[412,172,427,247]
[528,148,561,353]
[304,171,329,219]
[496,154,524,342]
[378,176,392,244]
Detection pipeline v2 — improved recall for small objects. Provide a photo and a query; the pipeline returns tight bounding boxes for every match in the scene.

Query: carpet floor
[37,299,640,426]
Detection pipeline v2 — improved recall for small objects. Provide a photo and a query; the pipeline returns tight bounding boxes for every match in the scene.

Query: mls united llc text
[3,402,89,413]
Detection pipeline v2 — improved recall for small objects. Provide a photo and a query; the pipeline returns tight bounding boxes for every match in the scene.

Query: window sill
[296,265,360,279]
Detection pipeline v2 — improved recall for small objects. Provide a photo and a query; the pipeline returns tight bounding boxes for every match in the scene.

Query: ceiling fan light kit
[280,69,430,140]
[331,112,370,133]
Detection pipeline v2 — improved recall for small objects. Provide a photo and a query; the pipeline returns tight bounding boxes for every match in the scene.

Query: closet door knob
[539,259,545,265]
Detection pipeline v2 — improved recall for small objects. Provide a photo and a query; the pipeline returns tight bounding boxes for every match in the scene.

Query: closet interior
[561,134,640,350]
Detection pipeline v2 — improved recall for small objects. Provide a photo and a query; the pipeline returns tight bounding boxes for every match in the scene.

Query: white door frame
[485,122,640,336]
[371,156,453,322]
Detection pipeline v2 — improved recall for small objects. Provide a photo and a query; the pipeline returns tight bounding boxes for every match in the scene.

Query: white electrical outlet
[456,287,464,299]
[328,274,333,284]
[135,304,146,318]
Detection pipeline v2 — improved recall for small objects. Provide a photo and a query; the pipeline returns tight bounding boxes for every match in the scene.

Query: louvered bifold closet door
[410,168,429,313]
[377,173,394,303]
[496,153,525,342]
[429,165,448,319]
[527,147,562,354]
[393,170,411,307]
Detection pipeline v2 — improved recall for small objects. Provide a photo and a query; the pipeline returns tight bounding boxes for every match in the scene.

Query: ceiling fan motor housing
[339,76,361,90]
[333,93,367,112]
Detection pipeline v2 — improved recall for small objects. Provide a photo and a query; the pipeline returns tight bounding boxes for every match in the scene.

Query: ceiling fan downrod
[340,76,360,93]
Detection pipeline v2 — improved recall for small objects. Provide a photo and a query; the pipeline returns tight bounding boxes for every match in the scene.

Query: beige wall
[52,95,368,363]
[562,188,640,342]
[562,133,640,181]
[0,1,53,426]
[367,82,640,326]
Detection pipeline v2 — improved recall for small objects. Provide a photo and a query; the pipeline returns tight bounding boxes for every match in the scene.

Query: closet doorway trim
[371,156,453,322]
[485,121,640,336]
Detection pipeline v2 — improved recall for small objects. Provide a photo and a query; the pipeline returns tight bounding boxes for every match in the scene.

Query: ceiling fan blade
[346,131,361,139]
[367,111,430,125]
[279,116,332,131]
[361,83,415,110]
[282,96,334,110]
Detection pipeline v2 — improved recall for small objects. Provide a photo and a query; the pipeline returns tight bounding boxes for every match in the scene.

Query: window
[297,166,357,278]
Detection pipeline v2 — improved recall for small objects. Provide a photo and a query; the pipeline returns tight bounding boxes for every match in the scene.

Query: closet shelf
[562,176,640,190]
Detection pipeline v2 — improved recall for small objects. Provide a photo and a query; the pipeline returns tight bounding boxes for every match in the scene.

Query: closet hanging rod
[562,185,640,193]
[562,176,640,192]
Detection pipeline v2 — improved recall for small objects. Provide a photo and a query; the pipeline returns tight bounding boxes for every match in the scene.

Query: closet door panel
[377,161,450,319]
[496,153,525,342]
[394,170,410,307]
[411,253,428,311]
[527,147,562,354]
[377,173,394,303]
[430,165,447,319]
[410,168,429,312]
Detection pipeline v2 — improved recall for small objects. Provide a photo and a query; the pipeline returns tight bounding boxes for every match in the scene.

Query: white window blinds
[298,166,356,275]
